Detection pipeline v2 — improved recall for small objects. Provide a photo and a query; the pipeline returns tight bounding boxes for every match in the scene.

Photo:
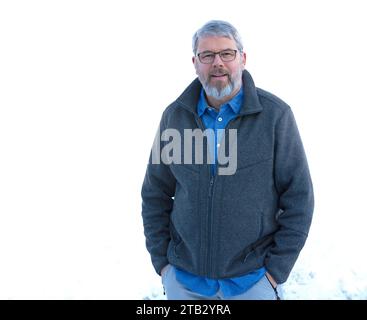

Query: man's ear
[242,52,247,69]
[192,56,199,75]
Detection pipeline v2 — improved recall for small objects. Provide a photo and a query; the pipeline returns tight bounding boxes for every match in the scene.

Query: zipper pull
[208,176,214,197]
[210,177,214,185]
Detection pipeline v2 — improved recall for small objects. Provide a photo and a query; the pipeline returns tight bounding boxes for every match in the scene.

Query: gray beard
[201,69,242,100]
[203,82,234,100]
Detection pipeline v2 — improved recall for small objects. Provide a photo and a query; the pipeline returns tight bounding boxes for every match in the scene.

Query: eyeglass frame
[196,49,239,64]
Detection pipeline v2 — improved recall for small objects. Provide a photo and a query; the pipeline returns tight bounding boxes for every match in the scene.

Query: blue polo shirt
[174,87,266,298]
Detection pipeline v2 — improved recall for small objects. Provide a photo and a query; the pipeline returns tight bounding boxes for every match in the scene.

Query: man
[141,20,314,300]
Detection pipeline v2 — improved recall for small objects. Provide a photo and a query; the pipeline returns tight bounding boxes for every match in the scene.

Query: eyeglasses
[197,49,237,64]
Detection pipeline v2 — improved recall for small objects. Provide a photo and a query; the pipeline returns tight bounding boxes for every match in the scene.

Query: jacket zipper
[177,101,261,277]
[193,114,216,277]
[195,113,236,277]
[207,173,216,277]
[205,115,242,277]
[199,113,242,277]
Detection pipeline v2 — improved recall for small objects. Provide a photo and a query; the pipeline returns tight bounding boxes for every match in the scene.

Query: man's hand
[265,272,277,288]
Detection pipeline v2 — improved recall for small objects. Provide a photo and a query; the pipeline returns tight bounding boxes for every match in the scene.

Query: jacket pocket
[242,233,275,263]
[169,222,183,258]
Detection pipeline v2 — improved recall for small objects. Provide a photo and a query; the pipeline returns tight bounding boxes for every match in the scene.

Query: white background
[1,0,366,299]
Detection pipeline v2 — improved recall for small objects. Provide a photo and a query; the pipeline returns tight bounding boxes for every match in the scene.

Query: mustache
[209,68,229,77]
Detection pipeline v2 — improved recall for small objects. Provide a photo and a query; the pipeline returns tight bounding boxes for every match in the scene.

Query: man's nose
[212,53,224,67]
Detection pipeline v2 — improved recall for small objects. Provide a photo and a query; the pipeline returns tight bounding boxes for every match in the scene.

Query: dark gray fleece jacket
[141,70,314,284]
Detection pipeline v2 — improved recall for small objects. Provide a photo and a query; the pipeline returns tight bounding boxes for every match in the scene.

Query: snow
[1,0,367,300]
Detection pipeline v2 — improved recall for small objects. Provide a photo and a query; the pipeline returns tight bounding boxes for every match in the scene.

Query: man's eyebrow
[198,50,214,54]
[199,48,233,54]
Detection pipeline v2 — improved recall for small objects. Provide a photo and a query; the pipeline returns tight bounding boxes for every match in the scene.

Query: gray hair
[192,20,244,55]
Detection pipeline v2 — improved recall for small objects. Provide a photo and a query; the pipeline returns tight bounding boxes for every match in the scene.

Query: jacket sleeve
[265,107,314,284]
[141,116,176,275]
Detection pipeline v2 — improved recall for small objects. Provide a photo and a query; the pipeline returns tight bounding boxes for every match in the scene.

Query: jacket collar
[176,69,263,116]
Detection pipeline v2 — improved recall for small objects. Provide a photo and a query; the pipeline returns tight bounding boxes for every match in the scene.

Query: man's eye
[221,52,233,58]
[202,53,214,59]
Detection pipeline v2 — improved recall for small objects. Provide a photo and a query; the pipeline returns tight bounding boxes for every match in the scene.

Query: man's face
[193,36,246,100]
